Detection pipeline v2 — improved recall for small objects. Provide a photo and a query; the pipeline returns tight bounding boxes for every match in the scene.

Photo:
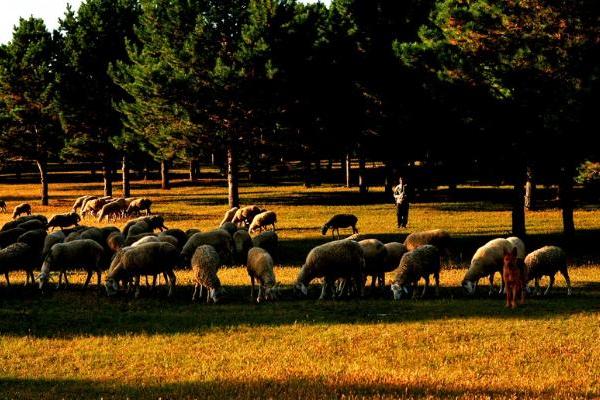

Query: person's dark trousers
[396,202,409,227]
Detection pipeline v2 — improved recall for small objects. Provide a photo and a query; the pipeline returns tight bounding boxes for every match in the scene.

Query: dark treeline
[0,0,598,237]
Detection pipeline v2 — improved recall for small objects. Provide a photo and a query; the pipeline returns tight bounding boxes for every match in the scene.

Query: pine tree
[0,18,63,205]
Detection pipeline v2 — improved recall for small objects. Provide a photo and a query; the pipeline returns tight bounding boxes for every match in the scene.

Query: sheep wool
[404,229,451,253]
[524,246,571,296]
[0,242,38,285]
[249,211,277,233]
[391,245,440,300]
[383,242,408,272]
[181,230,234,267]
[295,239,365,300]
[247,247,277,302]
[233,230,253,264]
[252,231,278,259]
[220,207,239,227]
[462,238,514,295]
[39,239,104,289]
[191,245,222,303]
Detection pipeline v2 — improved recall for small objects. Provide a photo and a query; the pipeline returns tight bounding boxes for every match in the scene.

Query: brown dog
[503,247,525,308]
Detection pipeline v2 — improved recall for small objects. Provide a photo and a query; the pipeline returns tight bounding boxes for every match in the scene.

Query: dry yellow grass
[0,176,599,399]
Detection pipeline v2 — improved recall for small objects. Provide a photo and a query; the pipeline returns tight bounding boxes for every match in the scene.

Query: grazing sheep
[252,231,278,260]
[64,231,82,243]
[525,246,572,296]
[100,226,121,240]
[191,245,223,303]
[294,239,365,300]
[358,239,387,289]
[0,228,26,248]
[383,242,408,272]
[0,243,39,286]
[106,232,125,253]
[247,247,278,302]
[81,198,111,218]
[105,242,178,298]
[158,229,188,250]
[181,230,234,267]
[78,196,99,213]
[2,215,48,232]
[404,229,451,259]
[462,238,515,296]
[321,214,359,239]
[42,231,66,259]
[47,212,81,231]
[233,230,253,264]
[12,203,31,219]
[126,198,153,216]
[17,229,47,252]
[71,195,97,213]
[232,205,263,227]
[220,222,238,237]
[98,199,127,222]
[220,207,239,227]
[38,239,104,289]
[391,245,441,300]
[130,235,160,247]
[158,235,178,248]
[249,211,277,233]
[17,219,46,232]
[0,200,6,212]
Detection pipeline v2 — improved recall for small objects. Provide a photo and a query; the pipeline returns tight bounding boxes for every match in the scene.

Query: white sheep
[525,246,572,296]
[246,247,278,302]
[191,245,223,303]
[358,239,387,289]
[249,211,277,233]
[220,207,239,227]
[294,239,365,300]
[462,238,522,295]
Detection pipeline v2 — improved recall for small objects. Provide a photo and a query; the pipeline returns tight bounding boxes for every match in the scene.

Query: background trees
[0,0,597,236]
[0,18,63,205]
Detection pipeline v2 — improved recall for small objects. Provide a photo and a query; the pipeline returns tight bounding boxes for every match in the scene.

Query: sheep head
[105,278,119,296]
[390,283,409,300]
[293,282,308,297]
[462,279,477,295]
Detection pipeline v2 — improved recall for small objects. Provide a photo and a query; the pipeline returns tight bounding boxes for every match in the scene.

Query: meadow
[0,171,599,399]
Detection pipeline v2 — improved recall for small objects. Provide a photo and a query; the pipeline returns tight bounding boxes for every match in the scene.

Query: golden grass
[1,176,599,399]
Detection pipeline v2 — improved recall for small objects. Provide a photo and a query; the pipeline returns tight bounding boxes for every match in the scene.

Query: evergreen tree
[0,18,63,205]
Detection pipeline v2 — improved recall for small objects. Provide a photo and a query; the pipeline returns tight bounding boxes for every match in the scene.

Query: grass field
[1,174,599,399]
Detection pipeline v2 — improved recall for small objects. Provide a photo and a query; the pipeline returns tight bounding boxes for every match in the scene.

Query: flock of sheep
[0,198,573,304]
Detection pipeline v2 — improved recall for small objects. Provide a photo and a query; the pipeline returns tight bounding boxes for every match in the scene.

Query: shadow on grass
[0,376,596,400]
[0,278,598,338]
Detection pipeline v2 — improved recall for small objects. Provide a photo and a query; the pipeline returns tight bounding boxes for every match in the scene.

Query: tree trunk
[384,160,393,196]
[559,165,575,237]
[345,153,352,188]
[313,160,322,186]
[161,160,171,190]
[512,172,526,238]
[358,156,368,194]
[36,160,49,206]
[327,159,333,172]
[303,157,311,188]
[227,143,239,208]
[524,166,536,210]
[102,162,113,197]
[189,159,200,181]
[122,155,131,198]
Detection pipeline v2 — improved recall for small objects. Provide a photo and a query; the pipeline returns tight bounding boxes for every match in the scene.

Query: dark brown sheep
[12,203,31,219]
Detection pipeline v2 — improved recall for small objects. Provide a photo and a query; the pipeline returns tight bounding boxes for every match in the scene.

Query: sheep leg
[421,277,429,298]
[145,275,150,287]
[534,277,541,296]
[4,272,10,287]
[257,286,263,302]
[192,283,200,301]
[336,279,347,299]
[250,276,255,299]
[488,272,495,296]
[370,275,377,291]
[319,279,332,300]
[96,270,102,287]
[544,275,555,296]
[62,271,70,287]
[560,269,572,296]
[134,275,141,298]
[83,270,93,289]
[165,271,176,297]
[434,272,440,297]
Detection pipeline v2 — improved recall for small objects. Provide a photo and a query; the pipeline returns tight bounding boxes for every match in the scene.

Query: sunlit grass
[0,177,599,399]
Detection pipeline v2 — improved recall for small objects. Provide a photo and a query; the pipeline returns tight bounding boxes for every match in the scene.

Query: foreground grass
[1,177,599,399]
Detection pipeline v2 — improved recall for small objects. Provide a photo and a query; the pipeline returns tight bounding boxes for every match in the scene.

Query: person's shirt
[393,184,409,204]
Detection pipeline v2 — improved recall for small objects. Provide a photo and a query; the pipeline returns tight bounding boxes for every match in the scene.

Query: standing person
[393,177,410,228]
